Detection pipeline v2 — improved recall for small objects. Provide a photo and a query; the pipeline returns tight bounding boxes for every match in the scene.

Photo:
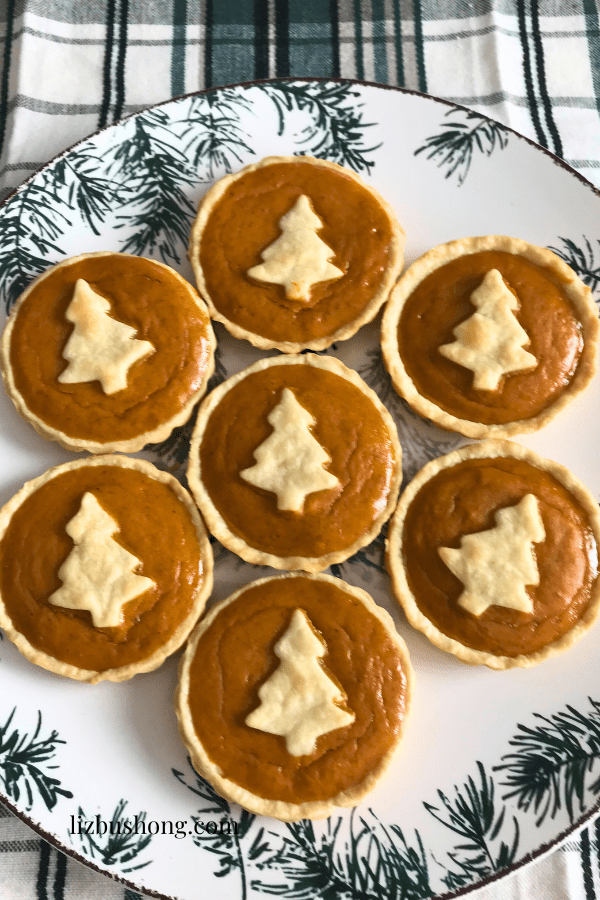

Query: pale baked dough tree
[439,493,545,616]
[247,194,343,301]
[240,388,339,512]
[59,278,154,394]
[245,608,355,756]
[439,268,537,390]
[49,492,155,628]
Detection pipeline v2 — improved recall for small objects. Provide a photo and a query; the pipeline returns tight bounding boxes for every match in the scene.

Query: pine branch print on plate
[148,344,227,469]
[0,177,67,313]
[173,759,271,900]
[414,109,509,186]
[182,89,254,182]
[495,697,600,826]
[548,236,600,297]
[71,799,153,872]
[0,708,72,811]
[424,761,519,892]
[357,348,463,484]
[253,809,432,900]
[108,108,198,264]
[145,408,198,474]
[259,81,380,174]
[49,145,129,236]
[329,529,387,582]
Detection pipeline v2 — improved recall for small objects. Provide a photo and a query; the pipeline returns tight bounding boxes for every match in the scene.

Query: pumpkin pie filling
[198,364,397,558]
[187,577,408,803]
[402,457,598,657]
[197,160,395,344]
[8,254,213,443]
[399,250,583,425]
[0,465,206,671]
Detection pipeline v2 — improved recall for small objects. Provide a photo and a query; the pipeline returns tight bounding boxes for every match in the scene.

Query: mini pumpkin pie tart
[176,573,413,821]
[189,155,405,352]
[0,455,213,683]
[387,440,600,669]
[381,235,599,438]
[1,251,216,453]
[187,354,402,571]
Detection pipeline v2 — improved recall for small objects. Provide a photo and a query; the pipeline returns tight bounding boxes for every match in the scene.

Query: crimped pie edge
[0,251,216,454]
[386,438,600,670]
[187,352,403,572]
[0,454,214,683]
[380,235,599,439]
[188,154,406,353]
[175,572,414,822]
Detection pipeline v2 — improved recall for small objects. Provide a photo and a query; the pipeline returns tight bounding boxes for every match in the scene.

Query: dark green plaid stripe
[0,0,16,158]
[583,0,600,117]
[171,0,188,95]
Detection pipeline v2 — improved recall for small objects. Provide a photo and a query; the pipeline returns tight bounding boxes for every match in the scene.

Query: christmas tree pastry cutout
[245,608,355,756]
[438,268,537,390]
[439,493,545,617]
[49,492,156,628]
[240,388,340,512]
[246,194,344,302]
[59,278,154,394]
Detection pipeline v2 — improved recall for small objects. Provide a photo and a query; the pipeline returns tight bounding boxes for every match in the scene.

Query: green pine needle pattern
[261,82,380,173]
[0,177,67,313]
[414,108,509,185]
[496,698,600,826]
[183,89,254,180]
[424,762,519,891]
[109,109,198,264]
[0,708,72,811]
[173,759,272,900]
[548,236,600,296]
[256,812,431,900]
[73,799,153,872]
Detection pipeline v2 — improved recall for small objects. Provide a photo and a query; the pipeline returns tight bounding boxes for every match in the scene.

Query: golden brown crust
[0,252,216,454]
[0,455,213,683]
[189,155,405,352]
[187,353,403,571]
[386,439,600,669]
[175,573,414,821]
[381,235,599,438]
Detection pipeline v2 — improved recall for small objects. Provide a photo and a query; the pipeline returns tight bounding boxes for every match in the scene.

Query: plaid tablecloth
[1,2,600,899]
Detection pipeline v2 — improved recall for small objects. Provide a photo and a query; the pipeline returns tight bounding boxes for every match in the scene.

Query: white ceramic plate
[0,79,599,900]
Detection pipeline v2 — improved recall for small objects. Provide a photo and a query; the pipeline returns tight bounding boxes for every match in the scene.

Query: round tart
[381,236,599,438]
[189,155,405,352]
[0,455,213,683]
[387,440,600,669]
[187,354,402,571]
[176,573,413,821]
[1,252,216,453]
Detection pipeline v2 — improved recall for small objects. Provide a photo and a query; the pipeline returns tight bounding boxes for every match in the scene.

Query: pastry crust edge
[0,454,214,683]
[187,353,403,572]
[380,235,599,438]
[175,572,414,821]
[386,439,600,669]
[188,155,406,353]
[0,251,216,454]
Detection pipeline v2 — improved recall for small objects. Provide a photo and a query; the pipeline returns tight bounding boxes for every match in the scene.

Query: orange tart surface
[1,252,215,453]
[0,456,213,682]
[176,574,413,821]
[387,440,600,668]
[187,354,402,571]
[189,155,405,352]
[381,236,598,438]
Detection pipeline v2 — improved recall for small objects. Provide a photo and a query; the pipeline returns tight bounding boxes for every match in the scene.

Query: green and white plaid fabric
[1,0,600,199]
[1,1,600,899]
